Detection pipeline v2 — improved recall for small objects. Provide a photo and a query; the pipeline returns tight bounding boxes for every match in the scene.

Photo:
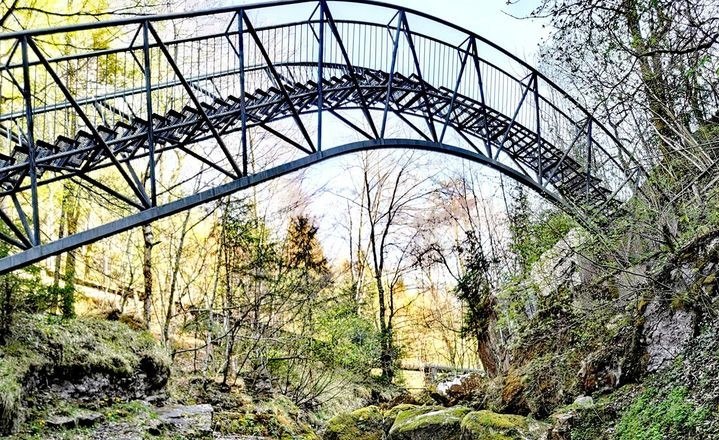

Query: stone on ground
[155,403,213,436]
[460,410,549,440]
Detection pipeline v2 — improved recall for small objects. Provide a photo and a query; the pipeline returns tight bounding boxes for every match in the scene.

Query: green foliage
[508,186,576,272]
[0,223,47,343]
[454,230,495,343]
[314,301,381,374]
[284,216,329,275]
[616,387,709,440]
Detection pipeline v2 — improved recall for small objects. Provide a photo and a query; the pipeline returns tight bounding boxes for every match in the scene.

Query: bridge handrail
[0,0,645,179]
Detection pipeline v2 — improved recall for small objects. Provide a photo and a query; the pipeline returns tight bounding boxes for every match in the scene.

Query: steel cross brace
[440,39,471,143]
[493,74,535,161]
[399,12,439,144]
[241,11,316,154]
[319,0,380,139]
[27,37,153,212]
[147,22,243,179]
[381,14,403,138]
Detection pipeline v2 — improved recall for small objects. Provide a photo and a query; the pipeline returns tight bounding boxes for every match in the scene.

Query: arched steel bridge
[0,0,645,274]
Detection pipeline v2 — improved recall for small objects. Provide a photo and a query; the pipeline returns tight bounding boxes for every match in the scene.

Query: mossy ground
[0,313,170,435]
[7,400,161,440]
[323,405,385,440]
[214,395,319,440]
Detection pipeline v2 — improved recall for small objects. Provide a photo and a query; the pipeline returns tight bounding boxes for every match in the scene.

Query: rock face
[0,315,171,435]
[30,363,169,405]
[643,299,696,372]
[461,410,549,440]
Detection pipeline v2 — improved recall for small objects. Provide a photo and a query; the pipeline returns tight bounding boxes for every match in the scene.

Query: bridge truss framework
[0,0,646,273]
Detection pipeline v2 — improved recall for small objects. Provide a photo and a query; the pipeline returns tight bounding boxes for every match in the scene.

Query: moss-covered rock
[384,404,418,421]
[323,405,385,440]
[388,406,471,440]
[460,410,549,440]
[0,314,170,435]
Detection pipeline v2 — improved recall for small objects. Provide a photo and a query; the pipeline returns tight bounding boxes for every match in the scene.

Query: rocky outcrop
[325,405,549,440]
[643,299,696,372]
[0,314,171,435]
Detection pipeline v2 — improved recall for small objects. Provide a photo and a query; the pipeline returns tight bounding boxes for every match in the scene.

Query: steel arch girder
[0,139,570,275]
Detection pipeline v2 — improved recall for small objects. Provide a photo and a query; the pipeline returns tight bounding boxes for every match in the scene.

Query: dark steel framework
[0,0,646,274]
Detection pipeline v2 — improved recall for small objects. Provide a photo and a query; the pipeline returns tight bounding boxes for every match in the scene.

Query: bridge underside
[0,0,645,273]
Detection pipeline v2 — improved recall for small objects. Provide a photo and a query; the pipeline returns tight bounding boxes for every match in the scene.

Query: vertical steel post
[381,12,403,139]
[317,1,325,151]
[143,21,157,206]
[586,119,593,204]
[533,73,543,187]
[20,36,40,246]
[238,9,249,175]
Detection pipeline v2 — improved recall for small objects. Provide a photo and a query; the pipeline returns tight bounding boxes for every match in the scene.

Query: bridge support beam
[0,139,570,275]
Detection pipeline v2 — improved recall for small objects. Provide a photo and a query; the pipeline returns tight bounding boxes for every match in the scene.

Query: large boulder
[324,405,386,440]
[643,299,695,372]
[388,406,471,440]
[460,410,549,440]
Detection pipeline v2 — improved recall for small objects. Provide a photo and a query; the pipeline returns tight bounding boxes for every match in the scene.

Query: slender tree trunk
[52,183,69,314]
[142,224,155,329]
[163,211,192,344]
[0,276,12,345]
[61,183,79,318]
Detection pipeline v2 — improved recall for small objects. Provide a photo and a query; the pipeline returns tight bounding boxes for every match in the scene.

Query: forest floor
[0,311,389,440]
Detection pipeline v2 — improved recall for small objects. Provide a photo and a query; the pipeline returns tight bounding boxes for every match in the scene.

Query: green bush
[616,387,709,440]
[314,302,381,374]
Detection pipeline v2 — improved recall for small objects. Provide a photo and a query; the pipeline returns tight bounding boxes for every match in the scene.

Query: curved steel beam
[0,139,571,275]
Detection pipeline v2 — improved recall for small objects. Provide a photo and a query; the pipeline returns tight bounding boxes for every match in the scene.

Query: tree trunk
[163,211,192,345]
[142,224,155,329]
[61,183,79,319]
[51,183,69,313]
[0,276,12,345]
